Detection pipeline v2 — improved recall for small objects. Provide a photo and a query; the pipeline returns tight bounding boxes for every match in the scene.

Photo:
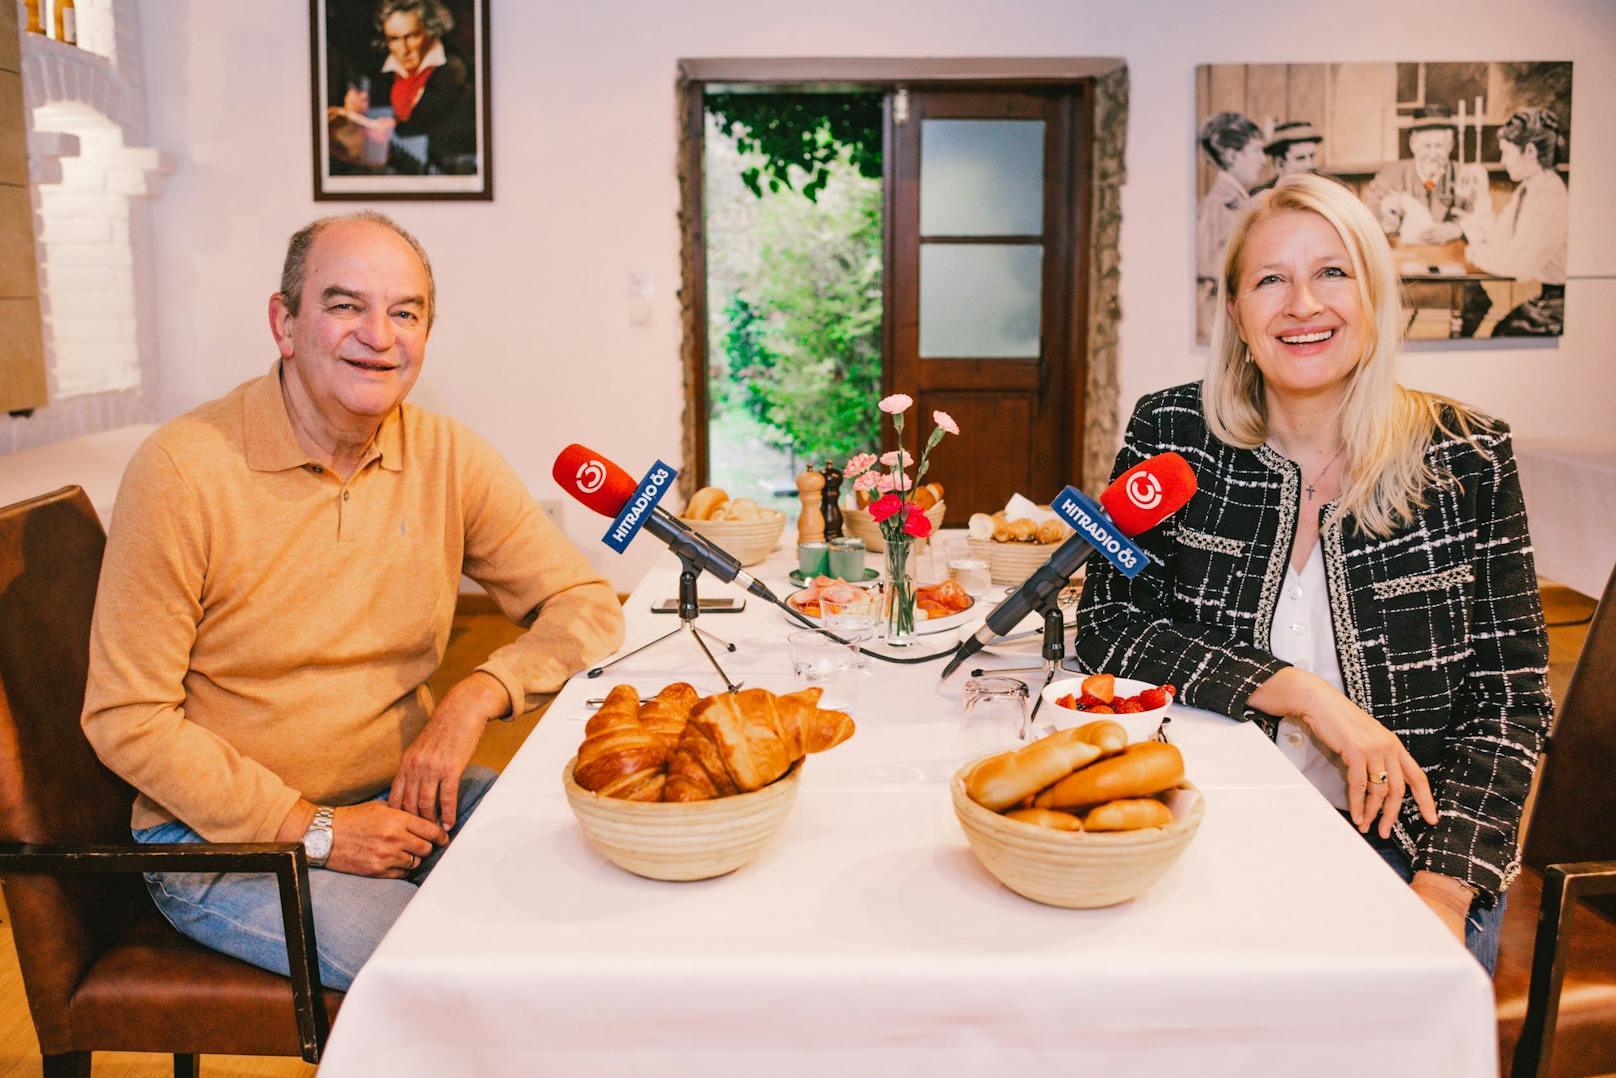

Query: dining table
[316,531,1498,1077]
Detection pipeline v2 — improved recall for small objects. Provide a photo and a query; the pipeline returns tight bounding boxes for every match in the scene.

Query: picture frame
[1193,61,1571,343]
[309,0,493,201]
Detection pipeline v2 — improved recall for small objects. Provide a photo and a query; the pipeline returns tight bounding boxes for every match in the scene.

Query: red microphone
[1099,452,1197,535]
[552,443,641,518]
[551,443,778,600]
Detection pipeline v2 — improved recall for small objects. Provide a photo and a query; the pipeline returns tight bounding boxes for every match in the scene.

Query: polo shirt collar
[243,361,405,473]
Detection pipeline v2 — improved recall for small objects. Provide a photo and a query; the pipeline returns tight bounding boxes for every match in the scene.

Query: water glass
[961,675,1030,754]
[788,629,862,711]
[945,538,992,599]
[827,536,867,581]
[798,541,830,577]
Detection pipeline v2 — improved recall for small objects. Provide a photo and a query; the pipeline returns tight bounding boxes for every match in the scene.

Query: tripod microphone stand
[587,550,742,691]
[969,596,1076,728]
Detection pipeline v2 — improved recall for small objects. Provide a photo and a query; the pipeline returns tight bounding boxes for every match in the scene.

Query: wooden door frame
[675,57,1128,502]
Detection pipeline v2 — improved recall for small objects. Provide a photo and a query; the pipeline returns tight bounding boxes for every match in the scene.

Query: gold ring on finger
[1368,771,1388,785]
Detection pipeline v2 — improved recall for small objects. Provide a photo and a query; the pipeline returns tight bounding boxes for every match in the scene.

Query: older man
[82,212,624,989]
[1364,106,1488,245]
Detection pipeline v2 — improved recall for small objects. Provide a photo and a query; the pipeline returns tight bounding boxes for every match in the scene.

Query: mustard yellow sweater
[82,366,624,842]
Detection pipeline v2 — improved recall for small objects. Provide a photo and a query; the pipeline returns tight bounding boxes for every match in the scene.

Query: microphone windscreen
[1099,452,1197,536]
[552,443,639,518]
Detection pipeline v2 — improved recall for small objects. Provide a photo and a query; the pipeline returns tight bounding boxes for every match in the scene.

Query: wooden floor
[0,587,1599,1075]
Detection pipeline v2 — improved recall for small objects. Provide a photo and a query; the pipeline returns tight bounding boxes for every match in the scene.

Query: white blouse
[1268,542,1349,809]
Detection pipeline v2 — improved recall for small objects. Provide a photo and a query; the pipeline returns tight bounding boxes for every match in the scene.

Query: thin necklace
[1305,446,1346,501]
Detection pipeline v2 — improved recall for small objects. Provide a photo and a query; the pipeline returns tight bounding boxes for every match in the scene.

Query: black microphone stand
[970,591,1077,728]
[587,550,742,691]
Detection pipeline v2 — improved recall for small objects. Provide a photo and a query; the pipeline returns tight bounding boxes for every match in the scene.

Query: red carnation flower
[868,493,903,523]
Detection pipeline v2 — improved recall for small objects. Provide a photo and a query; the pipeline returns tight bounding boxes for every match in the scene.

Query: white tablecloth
[1515,437,1616,600]
[318,539,1497,1077]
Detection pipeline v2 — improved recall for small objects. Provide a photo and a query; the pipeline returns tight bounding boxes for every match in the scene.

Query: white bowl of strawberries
[1041,673,1176,744]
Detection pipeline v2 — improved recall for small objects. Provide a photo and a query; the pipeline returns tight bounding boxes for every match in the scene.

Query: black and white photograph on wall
[310,0,492,200]
[1194,61,1572,343]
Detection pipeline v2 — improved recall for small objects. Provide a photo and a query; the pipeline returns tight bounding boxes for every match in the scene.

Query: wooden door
[887,89,1084,517]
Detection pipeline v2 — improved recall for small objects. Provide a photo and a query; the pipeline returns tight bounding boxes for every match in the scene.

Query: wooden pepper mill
[820,459,844,541]
[795,465,825,543]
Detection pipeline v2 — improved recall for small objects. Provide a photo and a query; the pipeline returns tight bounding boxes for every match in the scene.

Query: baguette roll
[684,486,728,521]
[1033,741,1185,810]
[964,728,1104,811]
[1004,807,1083,831]
[1081,798,1173,831]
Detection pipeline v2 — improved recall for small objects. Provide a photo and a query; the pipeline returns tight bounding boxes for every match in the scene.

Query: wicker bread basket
[563,758,803,881]
[682,509,787,567]
[951,766,1204,908]
[967,536,1070,586]
[842,501,947,554]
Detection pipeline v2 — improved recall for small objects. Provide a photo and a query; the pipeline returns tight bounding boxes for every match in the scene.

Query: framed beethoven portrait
[310,0,493,200]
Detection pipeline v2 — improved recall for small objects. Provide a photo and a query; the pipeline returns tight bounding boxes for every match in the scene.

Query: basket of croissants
[965,509,1078,586]
[564,683,855,881]
[952,721,1203,908]
[679,487,787,567]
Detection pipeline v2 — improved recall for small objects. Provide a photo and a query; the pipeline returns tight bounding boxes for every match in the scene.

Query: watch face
[305,826,333,864]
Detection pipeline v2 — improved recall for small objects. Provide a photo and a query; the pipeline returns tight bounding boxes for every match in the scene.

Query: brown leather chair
[0,487,341,1077]
[1495,566,1616,1077]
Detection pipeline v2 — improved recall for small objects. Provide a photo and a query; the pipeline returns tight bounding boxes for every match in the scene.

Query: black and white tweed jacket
[1075,382,1552,904]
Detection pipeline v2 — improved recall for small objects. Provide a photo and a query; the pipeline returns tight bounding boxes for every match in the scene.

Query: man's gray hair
[278,211,436,328]
[375,0,454,38]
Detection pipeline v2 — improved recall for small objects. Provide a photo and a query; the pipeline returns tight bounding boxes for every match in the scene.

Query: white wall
[138,0,1616,589]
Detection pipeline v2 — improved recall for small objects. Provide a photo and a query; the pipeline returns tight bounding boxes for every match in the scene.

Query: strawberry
[1087,705,1115,714]
[1056,693,1078,710]
[1077,693,1106,708]
[1161,684,1178,696]
[1116,699,1145,714]
[1080,673,1115,703]
[1136,688,1169,711]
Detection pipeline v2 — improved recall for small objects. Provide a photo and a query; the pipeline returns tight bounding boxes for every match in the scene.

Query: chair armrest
[0,840,332,1063]
[1512,860,1616,1078]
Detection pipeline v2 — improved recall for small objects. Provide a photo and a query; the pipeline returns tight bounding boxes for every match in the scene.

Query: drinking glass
[945,537,992,599]
[788,629,862,711]
[961,675,1030,755]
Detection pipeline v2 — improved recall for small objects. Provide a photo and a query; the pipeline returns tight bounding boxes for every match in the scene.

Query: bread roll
[684,486,728,521]
[720,496,761,521]
[1036,519,1068,544]
[1005,807,1083,831]
[1082,798,1173,831]
[1009,518,1037,542]
[1033,741,1185,810]
[992,522,1015,542]
[967,513,996,541]
[1071,719,1128,756]
[964,727,1105,811]
[913,484,939,511]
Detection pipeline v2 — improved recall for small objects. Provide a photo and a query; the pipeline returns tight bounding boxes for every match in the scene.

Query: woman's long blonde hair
[1203,174,1474,538]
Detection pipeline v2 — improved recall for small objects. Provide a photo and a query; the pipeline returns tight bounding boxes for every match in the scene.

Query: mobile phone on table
[651,597,745,614]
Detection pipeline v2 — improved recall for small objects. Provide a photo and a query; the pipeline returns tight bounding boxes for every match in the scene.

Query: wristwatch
[302,806,335,868]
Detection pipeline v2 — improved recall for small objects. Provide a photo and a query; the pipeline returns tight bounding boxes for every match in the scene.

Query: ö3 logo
[1125,470,1163,511]
[575,460,607,494]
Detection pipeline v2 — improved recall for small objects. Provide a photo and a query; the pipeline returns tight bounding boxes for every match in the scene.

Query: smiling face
[270,219,431,431]
[1227,209,1366,403]
[383,10,434,75]
[1409,128,1455,184]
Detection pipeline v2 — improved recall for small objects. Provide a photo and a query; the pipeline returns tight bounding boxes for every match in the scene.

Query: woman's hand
[1411,871,1473,944]
[1249,667,1438,836]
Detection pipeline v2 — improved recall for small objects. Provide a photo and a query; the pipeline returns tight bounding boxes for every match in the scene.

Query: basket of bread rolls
[564,682,855,881]
[951,720,1203,908]
[679,486,787,566]
[843,481,946,553]
[965,509,1076,586]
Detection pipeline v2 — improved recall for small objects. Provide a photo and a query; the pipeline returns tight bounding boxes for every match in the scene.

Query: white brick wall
[2,0,163,453]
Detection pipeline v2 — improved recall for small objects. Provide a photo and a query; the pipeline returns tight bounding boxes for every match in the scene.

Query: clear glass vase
[883,534,918,646]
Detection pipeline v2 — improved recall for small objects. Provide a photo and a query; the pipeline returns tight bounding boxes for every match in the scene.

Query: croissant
[663,687,855,802]
[575,684,668,801]
[638,682,698,749]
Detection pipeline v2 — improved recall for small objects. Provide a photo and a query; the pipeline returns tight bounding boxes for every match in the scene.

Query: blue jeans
[134,765,498,991]
[1359,823,1507,976]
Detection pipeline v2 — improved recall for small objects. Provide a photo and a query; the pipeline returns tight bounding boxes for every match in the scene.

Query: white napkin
[1002,493,1059,525]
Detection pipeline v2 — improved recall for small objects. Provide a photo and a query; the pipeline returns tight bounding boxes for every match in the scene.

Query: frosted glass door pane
[920,120,1044,236]
[919,245,1042,358]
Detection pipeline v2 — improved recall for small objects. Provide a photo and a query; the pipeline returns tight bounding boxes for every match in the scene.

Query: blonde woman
[1076,175,1551,972]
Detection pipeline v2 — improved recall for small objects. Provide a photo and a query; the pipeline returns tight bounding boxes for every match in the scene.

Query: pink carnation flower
[843,452,879,478]
[879,449,915,468]
[853,471,880,492]
[932,410,959,436]
[878,393,914,415]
